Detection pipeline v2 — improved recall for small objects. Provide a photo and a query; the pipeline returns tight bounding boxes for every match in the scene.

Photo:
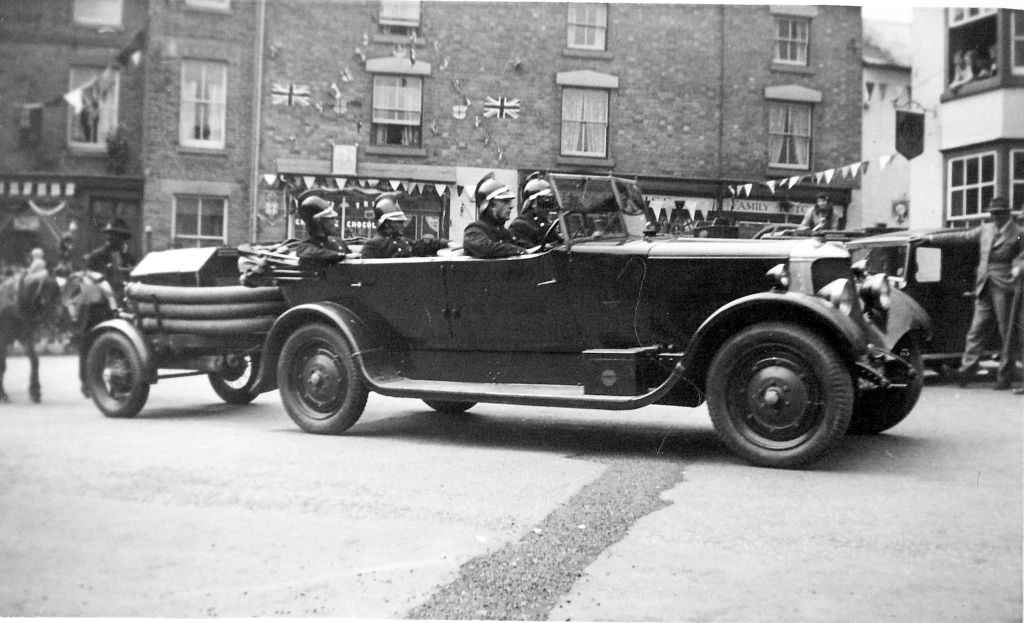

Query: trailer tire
[278,324,367,434]
[208,353,261,405]
[85,331,150,418]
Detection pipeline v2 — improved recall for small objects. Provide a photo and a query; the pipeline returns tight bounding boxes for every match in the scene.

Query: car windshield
[548,175,646,240]
[850,244,909,278]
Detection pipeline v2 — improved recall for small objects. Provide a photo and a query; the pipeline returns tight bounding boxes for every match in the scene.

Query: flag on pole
[483,96,520,119]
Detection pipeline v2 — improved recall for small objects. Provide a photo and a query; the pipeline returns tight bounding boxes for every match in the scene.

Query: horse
[60,270,120,397]
[0,269,63,402]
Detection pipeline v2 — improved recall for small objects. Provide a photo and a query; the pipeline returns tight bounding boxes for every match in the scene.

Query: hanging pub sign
[895,111,925,160]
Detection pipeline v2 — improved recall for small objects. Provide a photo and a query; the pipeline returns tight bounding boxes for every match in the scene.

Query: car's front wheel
[849,335,924,435]
[85,331,150,419]
[706,322,853,469]
[278,324,368,434]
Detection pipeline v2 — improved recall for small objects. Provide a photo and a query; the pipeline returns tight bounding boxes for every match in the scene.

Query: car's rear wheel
[208,353,261,405]
[849,335,924,435]
[85,331,150,419]
[278,324,368,435]
[423,400,476,414]
[706,322,853,469]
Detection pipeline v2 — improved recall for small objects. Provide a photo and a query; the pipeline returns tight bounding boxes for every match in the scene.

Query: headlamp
[858,272,892,311]
[817,278,855,315]
[766,263,789,290]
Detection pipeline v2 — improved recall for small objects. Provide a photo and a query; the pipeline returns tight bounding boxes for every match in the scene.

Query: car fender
[82,318,156,382]
[867,288,933,351]
[681,292,867,391]
[254,302,380,393]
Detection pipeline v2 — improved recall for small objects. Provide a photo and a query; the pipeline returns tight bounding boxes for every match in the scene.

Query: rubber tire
[208,353,261,405]
[85,331,150,419]
[423,400,476,414]
[706,322,853,469]
[849,336,924,435]
[277,324,368,435]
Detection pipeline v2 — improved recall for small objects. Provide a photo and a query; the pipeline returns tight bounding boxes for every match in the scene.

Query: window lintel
[365,57,431,76]
[769,5,818,18]
[556,70,618,89]
[765,84,822,103]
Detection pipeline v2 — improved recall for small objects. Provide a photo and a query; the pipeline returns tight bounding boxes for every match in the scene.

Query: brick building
[1,2,865,260]
[0,0,148,267]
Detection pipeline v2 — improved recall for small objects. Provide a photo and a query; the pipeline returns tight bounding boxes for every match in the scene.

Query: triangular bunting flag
[303,175,316,189]
[262,174,276,186]
[878,153,895,171]
[765,180,777,194]
[861,161,870,175]
[788,176,802,189]
[743,183,752,197]
[865,82,875,101]
[879,84,887,100]
[65,183,75,196]
[366,179,379,187]
[814,172,824,184]
[389,180,403,191]
[824,169,835,184]
[435,183,447,196]
[456,185,465,197]
[728,185,736,196]
[334,177,347,188]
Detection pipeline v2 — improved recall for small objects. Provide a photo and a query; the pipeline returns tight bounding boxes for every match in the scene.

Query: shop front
[0,175,143,273]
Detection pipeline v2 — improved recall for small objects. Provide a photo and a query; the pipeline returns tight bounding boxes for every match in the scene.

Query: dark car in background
[847,229,998,372]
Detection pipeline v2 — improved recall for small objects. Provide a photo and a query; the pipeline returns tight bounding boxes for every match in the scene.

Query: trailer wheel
[208,353,261,405]
[85,331,150,419]
[849,335,924,435]
[706,322,853,469]
[423,400,476,414]
[278,324,367,434]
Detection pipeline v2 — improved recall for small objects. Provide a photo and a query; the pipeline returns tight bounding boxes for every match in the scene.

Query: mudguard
[866,288,932,351]
[82,318,156,382]
[681,291,868,389]
[254,302,380,394]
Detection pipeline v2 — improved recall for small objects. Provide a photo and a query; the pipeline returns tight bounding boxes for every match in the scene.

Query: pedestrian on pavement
[508,172,554,248]
[360,193,449,259]
[293,191,349,271]
[923,196,1024,389]
[463,173,526,259]
[799,192,843,231]
[1009,250,1024,395]
[27,247,48,275]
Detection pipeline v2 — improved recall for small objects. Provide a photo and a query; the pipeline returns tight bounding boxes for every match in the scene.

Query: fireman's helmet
[522,173,552,212]
[373,192,408,226]
[298,194,337,225]
[474,173,515,211]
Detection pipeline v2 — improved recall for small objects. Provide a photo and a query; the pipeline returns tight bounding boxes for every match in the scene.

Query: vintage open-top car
[84,175,931,469]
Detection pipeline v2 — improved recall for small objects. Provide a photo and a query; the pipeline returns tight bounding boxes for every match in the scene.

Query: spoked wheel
[85,331,150,418]
[277,324,368,435]
[423,400,476,414]
[706,322,853,469]
[849,335,924,435]
[209,353,261,405]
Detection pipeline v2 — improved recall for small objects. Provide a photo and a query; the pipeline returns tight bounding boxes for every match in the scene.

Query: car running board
[360,360,688,411]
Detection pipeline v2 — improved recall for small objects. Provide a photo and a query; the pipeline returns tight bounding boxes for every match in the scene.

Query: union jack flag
[482,96,520,119]
[271,83,311,106]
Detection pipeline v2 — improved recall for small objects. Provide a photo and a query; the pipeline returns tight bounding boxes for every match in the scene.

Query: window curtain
[562,89,607,156]
[769,103,809,166]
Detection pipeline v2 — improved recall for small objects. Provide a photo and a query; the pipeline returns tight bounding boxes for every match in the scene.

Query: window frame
[948,7,997,27]
[73,0,123,27]
[67,67,120,150]
[1011,149,1024,213]
[370,74,423,147]
[773,17,810,66]
[179,60,227,150]
[567,3,608,52]
[560,87,610,159]
[1013,10,1024,75]
[767,100,813,171]
[183,0,231,11]
[378,0,421,36]
[946,150,998,224]
[172,195,228,247]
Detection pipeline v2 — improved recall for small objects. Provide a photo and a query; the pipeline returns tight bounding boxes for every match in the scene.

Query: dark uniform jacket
[294,236,349,272]
[928,221,1024,295]
[507,212,551,248]
[799,207,841,230]
[462,213,525,259]
[82,242,135,297]
[360,233,448,259]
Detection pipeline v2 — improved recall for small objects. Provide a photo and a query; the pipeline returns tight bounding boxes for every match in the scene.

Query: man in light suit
[924,197,1024,389]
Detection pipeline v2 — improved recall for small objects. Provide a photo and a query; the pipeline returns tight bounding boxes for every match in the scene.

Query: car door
[442,251,584,353]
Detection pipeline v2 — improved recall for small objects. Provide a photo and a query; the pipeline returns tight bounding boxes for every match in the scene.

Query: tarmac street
[0,354,1020,620]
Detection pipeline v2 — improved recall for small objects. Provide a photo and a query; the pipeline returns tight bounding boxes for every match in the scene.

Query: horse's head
[62,271,111,324]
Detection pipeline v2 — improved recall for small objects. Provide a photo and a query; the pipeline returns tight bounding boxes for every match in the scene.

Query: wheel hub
[746,364,809,433]
[299,351,343,411]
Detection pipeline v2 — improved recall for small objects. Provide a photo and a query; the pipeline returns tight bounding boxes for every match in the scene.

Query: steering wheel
[538,219,564,252]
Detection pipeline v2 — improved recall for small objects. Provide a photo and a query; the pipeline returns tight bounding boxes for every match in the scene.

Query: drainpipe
[716,5,726,214]
[249,0,266,242]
